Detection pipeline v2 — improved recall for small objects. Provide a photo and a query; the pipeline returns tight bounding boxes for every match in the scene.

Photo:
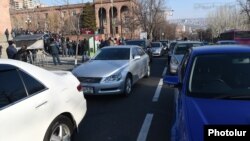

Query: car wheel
[44,115,74,141]
[123,76,132,96]
[145,64,150,78]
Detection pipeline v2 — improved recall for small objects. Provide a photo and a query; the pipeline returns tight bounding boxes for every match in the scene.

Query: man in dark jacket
[6,40,17,59]
[50,38,61,65]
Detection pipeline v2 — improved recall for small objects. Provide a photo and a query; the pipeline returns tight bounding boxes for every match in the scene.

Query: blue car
[164,45,250,141]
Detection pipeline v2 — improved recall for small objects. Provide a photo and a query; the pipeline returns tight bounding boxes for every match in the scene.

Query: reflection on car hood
[185,97,250,141]
[72,60,129,77]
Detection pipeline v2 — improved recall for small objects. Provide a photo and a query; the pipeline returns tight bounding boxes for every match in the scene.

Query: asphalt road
[73,56,175,141]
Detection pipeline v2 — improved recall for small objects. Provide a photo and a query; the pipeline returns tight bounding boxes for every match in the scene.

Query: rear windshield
[151,43,161,47]
[189,53,250,100]
[174,43,202,55]
[125,41,145,48]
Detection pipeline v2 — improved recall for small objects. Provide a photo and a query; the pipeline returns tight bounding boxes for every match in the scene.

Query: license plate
[83,87,94,94]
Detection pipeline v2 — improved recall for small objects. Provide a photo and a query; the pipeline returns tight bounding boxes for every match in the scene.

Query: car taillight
[77,84,83,92]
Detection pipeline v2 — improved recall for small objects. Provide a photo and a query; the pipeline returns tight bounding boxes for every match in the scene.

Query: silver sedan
[72,46,150,96]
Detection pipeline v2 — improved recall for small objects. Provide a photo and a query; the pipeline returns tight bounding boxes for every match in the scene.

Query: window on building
[115,27,119,34]
[45,13,48,19]
[72,10,77,16]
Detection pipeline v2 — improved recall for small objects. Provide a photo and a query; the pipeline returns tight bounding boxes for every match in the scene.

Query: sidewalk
[36,56,83,71]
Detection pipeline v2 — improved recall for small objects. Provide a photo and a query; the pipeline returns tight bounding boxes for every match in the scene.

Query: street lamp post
[25,17,32,31]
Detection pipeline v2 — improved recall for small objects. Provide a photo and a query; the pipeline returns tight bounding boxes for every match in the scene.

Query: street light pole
[25,17,32,31]
[111,0,114,37]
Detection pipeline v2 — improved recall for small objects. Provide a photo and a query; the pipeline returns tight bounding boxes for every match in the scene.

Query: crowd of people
[4,27,128,65]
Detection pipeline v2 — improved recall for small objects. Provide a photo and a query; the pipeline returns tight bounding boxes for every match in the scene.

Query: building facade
[11,0,40,10]
[94,0,140,39]
[9,0,140,39]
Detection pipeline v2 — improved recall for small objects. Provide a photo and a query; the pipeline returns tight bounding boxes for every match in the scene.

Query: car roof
[192,45,250,55]
[0,59,60,87]
[217,40,237,43]
[126,39,146,41]
[176,41,202,44]
[102,45,139,49]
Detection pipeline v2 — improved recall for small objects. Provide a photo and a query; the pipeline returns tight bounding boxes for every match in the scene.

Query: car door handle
[35,101,48,109]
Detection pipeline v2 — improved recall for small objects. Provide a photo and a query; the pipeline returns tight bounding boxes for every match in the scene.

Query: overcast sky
[41,0,237,19]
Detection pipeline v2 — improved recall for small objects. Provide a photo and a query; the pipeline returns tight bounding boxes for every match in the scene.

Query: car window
[136,47,145,56]
[132,47,139,58]
[179,52,190,83]
[94,48,130,60]
[0,68,27,109]
[189,53,250,99]
[19,70,46,95]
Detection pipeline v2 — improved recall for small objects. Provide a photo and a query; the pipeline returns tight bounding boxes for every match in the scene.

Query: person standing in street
[15,45,29,62]
[5,28,9,41]
[50,38,61,65]
[6,40,17,59]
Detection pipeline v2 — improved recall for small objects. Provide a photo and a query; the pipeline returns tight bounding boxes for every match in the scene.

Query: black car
[125,39,153,62]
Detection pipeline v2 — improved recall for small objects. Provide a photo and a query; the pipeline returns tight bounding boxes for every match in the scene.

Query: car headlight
[171,56,179,65]
[103,72,122,83]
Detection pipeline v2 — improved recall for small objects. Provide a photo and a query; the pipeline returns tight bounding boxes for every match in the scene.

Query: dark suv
[125,39,152,62]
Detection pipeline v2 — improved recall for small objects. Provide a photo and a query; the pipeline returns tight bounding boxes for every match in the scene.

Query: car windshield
[189,53,250,99]
[174,43,202,55]
[151,43,161,47]
[94,48,130,60]
[125,41,145,48]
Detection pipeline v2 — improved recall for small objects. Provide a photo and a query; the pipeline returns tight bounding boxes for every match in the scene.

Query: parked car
[0,59,86,141]
[169,41,203,74]
[167,41,177,65]
[164,45,250,141]
[125,39,153,62]
[216,40,239,45]
[72,46,150,96]
[151,42,164,57]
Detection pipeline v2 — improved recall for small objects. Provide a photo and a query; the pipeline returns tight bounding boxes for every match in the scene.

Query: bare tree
[47,12,60,33]
[132,0,167,40]
[206,5,248,38]
[238,0,250,28]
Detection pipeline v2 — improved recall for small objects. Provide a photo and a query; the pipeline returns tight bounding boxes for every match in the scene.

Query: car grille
[77,77,102,83]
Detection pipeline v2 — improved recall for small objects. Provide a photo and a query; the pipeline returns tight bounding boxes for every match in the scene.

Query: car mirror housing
[163,75,181,88]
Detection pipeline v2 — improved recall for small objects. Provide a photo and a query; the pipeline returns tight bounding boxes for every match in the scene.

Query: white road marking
[152,79,163,102]
[162,67,167,76]
[137,113,154,141]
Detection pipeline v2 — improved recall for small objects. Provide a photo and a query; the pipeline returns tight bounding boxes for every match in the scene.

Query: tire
[144,64,150,78]
[44,115,74,141]
[123,76,132,96]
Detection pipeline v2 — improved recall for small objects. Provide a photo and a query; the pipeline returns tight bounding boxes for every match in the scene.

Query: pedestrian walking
[6,40,17,59]
[5,28,9,41]
[0,45,2,58]
[67,40,74,57]
[50,38,61,65]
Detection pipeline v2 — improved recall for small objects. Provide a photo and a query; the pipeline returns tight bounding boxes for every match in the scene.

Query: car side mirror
[163,75,181,88]
[134,55,141,60]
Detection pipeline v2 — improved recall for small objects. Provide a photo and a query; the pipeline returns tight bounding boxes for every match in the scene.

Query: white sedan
[0,59,87,141]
